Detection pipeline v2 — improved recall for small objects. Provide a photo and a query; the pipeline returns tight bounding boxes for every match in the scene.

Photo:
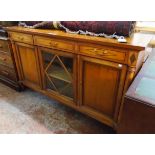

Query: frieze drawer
[34,36,75,52]
[0,39,10,53]
[79,45,126,62]
[0,64,17,81]
[9,32,33,44]
[0,51,13,67]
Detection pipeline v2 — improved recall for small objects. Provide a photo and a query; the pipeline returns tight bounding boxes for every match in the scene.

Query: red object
[19,21,135,37]
[61,21,135,36]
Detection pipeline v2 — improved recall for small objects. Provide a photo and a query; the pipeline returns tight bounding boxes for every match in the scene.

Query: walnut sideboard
[5,26,153,130]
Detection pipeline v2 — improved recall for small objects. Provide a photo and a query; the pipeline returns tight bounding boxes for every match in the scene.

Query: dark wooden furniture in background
[118,48,155,133]
[0,26,20,90]
[5,26,154,130]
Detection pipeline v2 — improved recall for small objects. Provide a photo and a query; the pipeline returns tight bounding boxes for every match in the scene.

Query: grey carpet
[0,83,114,134]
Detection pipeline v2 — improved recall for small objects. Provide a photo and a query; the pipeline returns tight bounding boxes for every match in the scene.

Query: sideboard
[5,26,153,130]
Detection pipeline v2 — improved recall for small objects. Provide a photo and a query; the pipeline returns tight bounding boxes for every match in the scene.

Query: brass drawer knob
[0,57,6,61]
[2,70,9,75]
[18,37,24,41]
[49,42,58,47]
[94,49,108,55]
[102,50,108,54]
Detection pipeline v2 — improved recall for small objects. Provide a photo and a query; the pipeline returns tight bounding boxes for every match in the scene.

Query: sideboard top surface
[5,26,155,51]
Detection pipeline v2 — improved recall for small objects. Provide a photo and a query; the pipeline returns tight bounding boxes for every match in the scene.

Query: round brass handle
[102,50,108,54]
[94,48,108,53]
[94,48,97,52]
[2,71,9,75]
[18,37,24,40]
[94,49,108,56]
[49,42,58,47]
[0,57,6,61]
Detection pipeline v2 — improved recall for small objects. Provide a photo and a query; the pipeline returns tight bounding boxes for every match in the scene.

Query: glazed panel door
[39,47,77,103]
[79,56,127,125]
[15,42,41,89]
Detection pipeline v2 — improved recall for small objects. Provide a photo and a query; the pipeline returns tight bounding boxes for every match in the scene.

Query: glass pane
[52,78,73,98]
[59,55,73,75]
[135,77,155,101]
[46,56,72,83]
[42,50,74,99]
[42,51,55,68]
[145,61,155,77]
[45,76,56,92]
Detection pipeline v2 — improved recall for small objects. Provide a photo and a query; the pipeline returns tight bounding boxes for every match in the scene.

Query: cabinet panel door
[79,56,127,125]
[15,43,41,89]
[38,47,77,104]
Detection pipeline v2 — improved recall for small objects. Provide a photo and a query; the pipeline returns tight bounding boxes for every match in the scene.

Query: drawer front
[0,40,10,52]
[0,52,13,67]
[0,65,17,81]
[9,32,33,44]
[79,45,126,62]
[34,36,75,52]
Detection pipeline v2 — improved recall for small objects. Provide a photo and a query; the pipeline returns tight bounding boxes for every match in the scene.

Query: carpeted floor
[0,83,115,134]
